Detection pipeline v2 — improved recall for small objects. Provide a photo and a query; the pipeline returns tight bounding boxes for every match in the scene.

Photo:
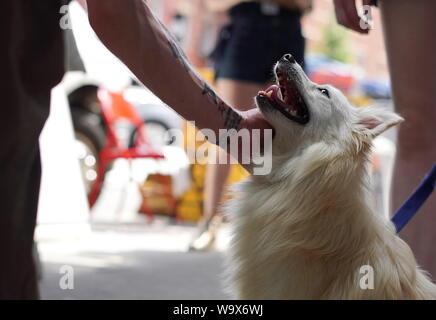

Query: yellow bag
[177,162,248,222]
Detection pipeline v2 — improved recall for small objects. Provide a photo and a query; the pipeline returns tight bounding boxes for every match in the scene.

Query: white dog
[224,54,436,299]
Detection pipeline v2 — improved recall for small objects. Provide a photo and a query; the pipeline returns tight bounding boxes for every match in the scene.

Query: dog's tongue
[264,84,296,111]
[266,85,281,100]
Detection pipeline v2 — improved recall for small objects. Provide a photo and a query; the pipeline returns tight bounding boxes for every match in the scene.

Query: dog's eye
[318,88,330,98]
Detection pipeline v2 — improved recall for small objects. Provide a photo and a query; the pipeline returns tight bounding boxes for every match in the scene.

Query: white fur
[224,59,436,299]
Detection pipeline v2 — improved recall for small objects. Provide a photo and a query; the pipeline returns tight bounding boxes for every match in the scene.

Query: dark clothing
[211,2,305,84]
[0,0,65,298]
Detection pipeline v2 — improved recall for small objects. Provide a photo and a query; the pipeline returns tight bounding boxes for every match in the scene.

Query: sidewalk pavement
[38,218,230,300]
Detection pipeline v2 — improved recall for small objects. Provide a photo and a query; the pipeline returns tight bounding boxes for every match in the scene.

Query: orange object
[88,88,164,210]
[139,174,176,217]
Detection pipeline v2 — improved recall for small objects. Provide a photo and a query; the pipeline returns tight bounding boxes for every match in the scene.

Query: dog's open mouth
[258,71,309,125]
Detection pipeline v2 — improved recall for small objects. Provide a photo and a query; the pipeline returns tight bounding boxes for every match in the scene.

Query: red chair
[88,88,165,208]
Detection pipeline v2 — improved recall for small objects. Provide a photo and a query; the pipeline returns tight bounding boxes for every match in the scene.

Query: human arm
[86,0,271,161]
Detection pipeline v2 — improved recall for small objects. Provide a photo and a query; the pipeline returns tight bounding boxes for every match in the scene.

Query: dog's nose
[282,54,296,63]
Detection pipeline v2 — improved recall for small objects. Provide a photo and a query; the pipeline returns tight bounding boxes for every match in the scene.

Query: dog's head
[256,54,403,160]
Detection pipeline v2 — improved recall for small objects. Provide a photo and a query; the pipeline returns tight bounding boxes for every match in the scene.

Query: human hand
[239,109,274,156]
[333,0,373,34]
[233,109,274,173]
[239,109,273,135]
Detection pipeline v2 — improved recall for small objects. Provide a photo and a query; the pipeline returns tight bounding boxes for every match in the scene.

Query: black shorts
[211,2,305,84]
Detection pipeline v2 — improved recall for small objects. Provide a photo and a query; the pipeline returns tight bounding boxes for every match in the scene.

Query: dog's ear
[354,107,404,138]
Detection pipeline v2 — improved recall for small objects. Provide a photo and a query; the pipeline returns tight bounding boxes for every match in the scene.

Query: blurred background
[36,0,397,299]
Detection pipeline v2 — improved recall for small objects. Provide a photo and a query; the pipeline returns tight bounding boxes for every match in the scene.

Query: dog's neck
[256,142,387,258]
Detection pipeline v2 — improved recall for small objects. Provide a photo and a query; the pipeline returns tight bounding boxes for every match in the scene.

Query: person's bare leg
[380,0,436,277]
[204,79,267,220]
[191,79,267,250]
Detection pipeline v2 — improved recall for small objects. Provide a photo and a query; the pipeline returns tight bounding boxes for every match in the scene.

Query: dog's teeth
[284,95,290,104]
[289,109,298,117]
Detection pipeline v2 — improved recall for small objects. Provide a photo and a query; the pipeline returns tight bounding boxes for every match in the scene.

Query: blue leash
[391,164,436,233]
